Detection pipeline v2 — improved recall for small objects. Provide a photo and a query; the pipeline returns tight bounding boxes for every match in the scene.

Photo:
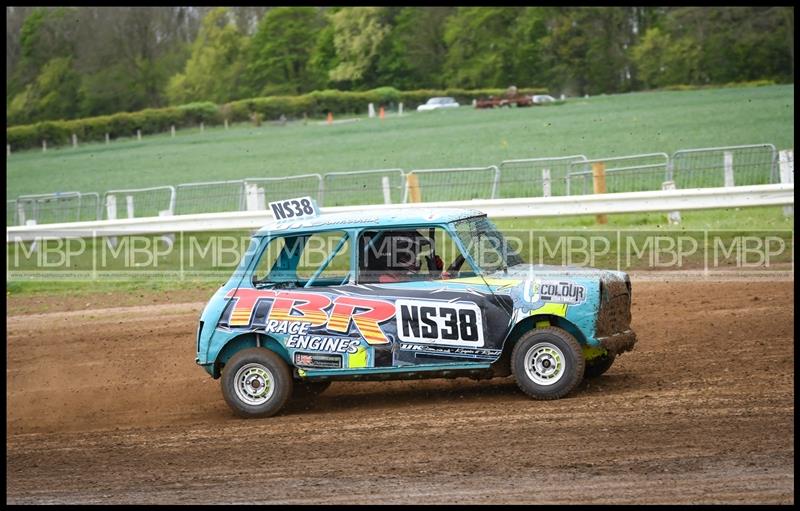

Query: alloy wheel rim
[234,363,275,405]
[524,342,566,386]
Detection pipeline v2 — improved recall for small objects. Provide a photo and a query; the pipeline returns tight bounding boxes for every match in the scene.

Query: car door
[335,226,513,367]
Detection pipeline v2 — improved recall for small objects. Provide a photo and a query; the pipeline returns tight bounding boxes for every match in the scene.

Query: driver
[378,233,421,283]
[376,231,450,283]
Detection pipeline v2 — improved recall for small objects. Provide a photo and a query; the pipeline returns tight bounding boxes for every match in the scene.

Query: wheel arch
[502,314,588,356]
[213,332,291,379]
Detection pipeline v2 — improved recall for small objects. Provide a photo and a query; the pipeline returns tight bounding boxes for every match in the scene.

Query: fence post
[125,195,135,219]
[171,125,175,137]
[42,140,47,153]
[662,180,682,225]
[6,144,10,156]
[224,119,229,130]
[490,166,500,199]
[399,103,403,116]
[542,168,551,197]
[16,202,26,225]
[723,151,735,187]
[368,103,376,118]
[105,133,110,145]
[256,187,266,210]
[245,182,261,211]
[200,122,204,132]
[105,194,117,249]
[72,133,78,148]
[592,162,607,224]
[406,174,422,203]
[779,149,794,217]
[137,129,142,141]
[382,176,392,204]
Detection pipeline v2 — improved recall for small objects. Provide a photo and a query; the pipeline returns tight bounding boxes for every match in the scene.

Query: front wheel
[511,327,585,400]
[221,348,292,418]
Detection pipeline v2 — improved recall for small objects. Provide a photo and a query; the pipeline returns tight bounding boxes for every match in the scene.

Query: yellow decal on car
[528,302,568,317]
[448,277,522,288]
[348,345,368,368]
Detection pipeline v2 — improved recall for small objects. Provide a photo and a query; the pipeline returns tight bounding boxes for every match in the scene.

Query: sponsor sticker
[294,352,342,368]
[400,343,500,358]
[537,280,586,305]
[224,289,395,344]
[511,279,588,313]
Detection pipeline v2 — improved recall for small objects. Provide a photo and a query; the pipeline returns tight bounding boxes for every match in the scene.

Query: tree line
[6,6,794,126]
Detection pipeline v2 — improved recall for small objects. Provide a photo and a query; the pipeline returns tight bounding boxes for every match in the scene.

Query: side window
[251,231,351,287]
[295,230,351,284]
[252,236,287,285]
[358,227,472,284]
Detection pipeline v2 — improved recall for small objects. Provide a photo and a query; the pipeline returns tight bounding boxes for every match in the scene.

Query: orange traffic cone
[379,106,385,119]
[327,112,333,125]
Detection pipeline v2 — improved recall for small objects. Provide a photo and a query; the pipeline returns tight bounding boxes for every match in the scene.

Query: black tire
[511,327,585,400]
[584,352,615,378]
[221,348,293,418]
[292,380,332,401]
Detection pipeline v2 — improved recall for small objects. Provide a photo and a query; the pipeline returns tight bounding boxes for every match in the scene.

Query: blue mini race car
[195,198,637,417]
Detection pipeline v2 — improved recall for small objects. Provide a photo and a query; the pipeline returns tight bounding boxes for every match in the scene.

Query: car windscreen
[452,216,524,273]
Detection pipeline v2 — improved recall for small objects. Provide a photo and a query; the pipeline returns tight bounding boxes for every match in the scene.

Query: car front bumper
[597,329,637,356]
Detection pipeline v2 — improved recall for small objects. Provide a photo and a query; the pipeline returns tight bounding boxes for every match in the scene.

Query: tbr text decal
[395,299,485,347]
[225,289,395,344]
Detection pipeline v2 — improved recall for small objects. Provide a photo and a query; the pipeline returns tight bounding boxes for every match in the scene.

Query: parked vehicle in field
[475,94,533,108]
[195,197,637,417]
[532,94,557,104]
[417,97,460,111]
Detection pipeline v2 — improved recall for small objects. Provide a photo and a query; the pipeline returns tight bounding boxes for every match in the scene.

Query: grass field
[6,84,794,294]
[5,84,794,199]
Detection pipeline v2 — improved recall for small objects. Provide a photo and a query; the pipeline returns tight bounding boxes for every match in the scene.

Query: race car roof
[255,207,484,236]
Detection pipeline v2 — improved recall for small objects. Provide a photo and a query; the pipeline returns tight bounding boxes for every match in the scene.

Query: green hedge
[6,102,221,150]
[7,87,549,150]
[223,87,549,121]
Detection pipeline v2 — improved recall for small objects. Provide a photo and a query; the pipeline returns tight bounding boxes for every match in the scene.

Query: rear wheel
[221,348,292,418]
[511,327,585,400]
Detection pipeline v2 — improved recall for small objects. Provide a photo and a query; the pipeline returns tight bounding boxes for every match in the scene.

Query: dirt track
[6,279,794,504]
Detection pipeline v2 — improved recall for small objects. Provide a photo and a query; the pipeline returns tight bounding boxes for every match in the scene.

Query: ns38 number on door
[395,299,484,347]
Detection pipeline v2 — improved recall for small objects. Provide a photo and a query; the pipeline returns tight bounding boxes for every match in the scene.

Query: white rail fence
[6,183,794,243]
[6,145,793,226]
[322,169,406,206]
[403,166,500,203]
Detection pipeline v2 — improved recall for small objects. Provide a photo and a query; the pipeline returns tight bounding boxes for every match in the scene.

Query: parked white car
[532,95,557,104]
[417,97,460,112]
